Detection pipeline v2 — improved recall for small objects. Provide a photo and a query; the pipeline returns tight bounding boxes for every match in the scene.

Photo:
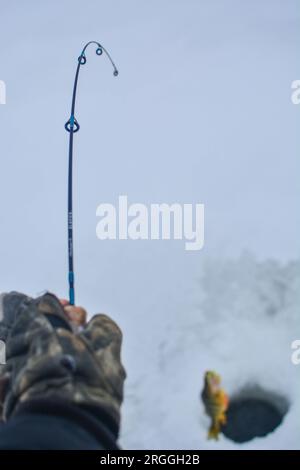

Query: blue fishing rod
[65,41,118,305]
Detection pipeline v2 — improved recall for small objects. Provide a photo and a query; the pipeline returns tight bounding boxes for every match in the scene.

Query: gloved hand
[0,292,126,435]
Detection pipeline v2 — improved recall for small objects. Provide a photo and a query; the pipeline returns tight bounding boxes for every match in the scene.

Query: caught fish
[201,370,229,440]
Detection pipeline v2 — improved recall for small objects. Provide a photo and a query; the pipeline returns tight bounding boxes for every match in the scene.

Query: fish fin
[219,413,227,426]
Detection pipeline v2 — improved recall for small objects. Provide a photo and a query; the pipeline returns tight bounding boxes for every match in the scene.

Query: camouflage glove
[0,292,126,433]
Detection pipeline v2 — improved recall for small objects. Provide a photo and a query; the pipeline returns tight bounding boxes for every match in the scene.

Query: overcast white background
[0,0,299,448]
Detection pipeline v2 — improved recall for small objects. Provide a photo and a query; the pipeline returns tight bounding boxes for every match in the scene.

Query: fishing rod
[65,41,118,305]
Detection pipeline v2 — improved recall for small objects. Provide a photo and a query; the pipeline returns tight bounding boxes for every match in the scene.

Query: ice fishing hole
[222,386,289,443]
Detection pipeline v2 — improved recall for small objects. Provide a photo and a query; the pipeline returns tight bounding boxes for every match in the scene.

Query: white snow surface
[120,254,300,449]
[0,0,298,451]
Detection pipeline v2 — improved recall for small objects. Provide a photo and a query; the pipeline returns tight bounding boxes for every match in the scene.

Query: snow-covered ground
[0,0,299,451]
[121,254,300,449]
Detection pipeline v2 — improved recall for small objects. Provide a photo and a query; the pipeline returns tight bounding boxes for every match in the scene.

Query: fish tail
[207,421,220,440]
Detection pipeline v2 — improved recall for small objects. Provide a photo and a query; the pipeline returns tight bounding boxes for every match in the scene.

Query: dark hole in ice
[222,387,289,443]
